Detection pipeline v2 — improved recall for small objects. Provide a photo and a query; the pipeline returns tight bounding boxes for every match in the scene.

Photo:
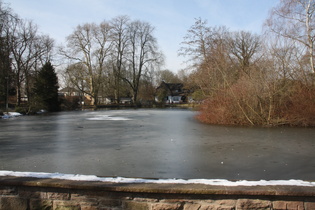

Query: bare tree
[0,1,16,108]
[178,18,212,69]
[180,20,231,97]
[123,20,163,104]
[10,19,54,106]
[64,63,87,98]
[110,16,130,103]
[228,31,261,76]
[264,36,299,80]
[266,0,315,76]
[61,21,113,105]
[0,2,55,109]
[155,69,181,85]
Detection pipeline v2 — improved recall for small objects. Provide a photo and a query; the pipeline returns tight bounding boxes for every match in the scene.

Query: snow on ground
[1,112,22,119]
[1,170,315,186]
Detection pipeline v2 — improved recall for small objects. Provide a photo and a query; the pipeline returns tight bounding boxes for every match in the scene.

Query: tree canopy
[33,62,59,112]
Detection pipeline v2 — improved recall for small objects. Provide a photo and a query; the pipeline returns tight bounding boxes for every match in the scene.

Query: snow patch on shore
[1,112,22,119]
[1,170,315,186]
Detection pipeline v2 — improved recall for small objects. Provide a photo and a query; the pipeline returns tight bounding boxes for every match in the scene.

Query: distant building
[156,81,189,103]
[97,96,112,104]
[120,97,132,104]
[58,87,81,97]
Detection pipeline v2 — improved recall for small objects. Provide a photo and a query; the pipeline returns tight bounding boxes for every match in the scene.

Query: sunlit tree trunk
[266,0,315,77]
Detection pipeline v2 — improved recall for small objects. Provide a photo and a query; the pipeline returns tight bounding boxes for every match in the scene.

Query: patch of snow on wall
[1,171,315,187]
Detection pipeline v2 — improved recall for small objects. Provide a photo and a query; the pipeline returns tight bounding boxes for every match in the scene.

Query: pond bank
[1,175,315,210]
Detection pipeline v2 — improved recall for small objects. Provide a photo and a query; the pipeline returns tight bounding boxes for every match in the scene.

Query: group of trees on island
[1,0,315,126]
[180,0,315,126]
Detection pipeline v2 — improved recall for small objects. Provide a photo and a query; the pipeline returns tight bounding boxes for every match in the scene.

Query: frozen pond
[1,108,315,181]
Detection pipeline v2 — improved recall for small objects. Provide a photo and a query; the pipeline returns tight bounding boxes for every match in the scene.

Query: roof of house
[157,81,187,96]
[157,81,183,91]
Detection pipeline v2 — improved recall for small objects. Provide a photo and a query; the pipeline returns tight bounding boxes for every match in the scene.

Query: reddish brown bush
[281,85,315,126]
[197,78,315,127]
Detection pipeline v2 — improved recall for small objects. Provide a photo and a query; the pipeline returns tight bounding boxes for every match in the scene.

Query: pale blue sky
[7,0,278,72]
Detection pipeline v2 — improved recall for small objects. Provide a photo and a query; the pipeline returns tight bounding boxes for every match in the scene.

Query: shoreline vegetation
[2,101,315,128]
[2,1,315,127]
[195,81,315,127]
[178,0,315,128]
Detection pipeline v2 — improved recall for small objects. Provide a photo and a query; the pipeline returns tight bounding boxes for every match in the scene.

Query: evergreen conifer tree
[0,37,12,108]
[33,62,60,112]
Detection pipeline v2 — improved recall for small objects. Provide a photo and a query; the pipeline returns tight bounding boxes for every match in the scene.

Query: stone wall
[1,176,315,210]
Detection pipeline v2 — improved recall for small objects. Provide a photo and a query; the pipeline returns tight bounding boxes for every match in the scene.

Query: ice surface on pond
[86,115,131,121]
[1,170,315,186]
[1,109,315,181]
